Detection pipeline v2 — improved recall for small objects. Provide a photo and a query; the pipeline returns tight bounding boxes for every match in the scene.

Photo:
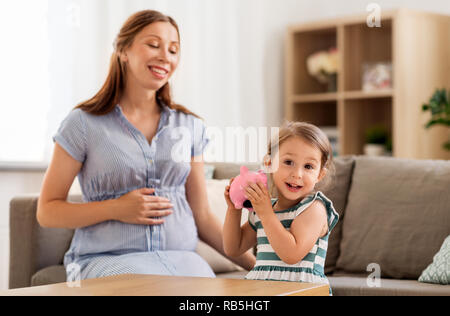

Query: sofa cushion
[418,235,450,285]
[198,179,251,273]
[31,265,67,287]
[336,157,450,279]
[212,162,260,180]
[216,270,248,280]
[329,274,450,296]
[204,164,215,179]
[205,179,249,225]
[318,156,355,274]
[196,241,243,274]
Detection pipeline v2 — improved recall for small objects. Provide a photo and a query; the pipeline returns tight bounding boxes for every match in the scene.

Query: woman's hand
[245,181,273,217]
[224,178,241,211]
[114,188,173,225]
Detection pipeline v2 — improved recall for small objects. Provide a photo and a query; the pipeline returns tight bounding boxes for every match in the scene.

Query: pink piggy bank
[229,166,268,212]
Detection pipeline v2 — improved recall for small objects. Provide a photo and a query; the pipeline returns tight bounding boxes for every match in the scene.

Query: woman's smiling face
[121,21,180,91]
[271,136,326,204]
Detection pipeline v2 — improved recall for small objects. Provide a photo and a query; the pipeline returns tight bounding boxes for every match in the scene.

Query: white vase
[363,144,385,156]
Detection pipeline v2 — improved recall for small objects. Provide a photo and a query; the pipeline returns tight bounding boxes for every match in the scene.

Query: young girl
[223,121,339,294]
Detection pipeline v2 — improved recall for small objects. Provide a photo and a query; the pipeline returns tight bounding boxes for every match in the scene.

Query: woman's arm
[37,143,173,229]
[37,143,115,229]
[185,157,256,271]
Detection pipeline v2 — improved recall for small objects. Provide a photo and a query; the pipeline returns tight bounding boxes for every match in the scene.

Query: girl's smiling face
[269,136,326,207]
[121,21,180,91]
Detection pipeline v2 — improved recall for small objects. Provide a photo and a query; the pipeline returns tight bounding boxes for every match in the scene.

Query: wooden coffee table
[2,274,329,296]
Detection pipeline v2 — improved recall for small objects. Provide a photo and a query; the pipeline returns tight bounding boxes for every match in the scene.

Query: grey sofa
[9,157,450,295]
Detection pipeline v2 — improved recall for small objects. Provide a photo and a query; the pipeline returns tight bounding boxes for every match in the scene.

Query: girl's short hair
[266,120,335,191]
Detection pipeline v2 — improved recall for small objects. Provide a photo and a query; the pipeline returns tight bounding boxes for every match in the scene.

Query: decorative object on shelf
[306,48,338,92]
[363,124,390,156]
[362,62,392,91]
[422,88,450,151]
[320,126,339,157]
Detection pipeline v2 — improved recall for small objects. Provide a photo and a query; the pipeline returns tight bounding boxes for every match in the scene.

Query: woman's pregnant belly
[73,193,198,257]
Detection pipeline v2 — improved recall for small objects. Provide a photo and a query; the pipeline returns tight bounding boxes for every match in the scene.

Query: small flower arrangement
[306,48,338,89]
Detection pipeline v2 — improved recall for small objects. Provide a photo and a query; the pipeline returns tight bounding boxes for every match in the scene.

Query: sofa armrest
[9,195,76,289]
[9,195,40,289]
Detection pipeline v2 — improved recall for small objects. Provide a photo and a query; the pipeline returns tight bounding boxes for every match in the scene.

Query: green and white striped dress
[245,191,338,293]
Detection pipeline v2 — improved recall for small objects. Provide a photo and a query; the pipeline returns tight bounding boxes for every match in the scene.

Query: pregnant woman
[37,10,255,280]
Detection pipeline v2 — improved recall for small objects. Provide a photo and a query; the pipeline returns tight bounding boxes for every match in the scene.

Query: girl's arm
[223,210,257,258]
[186,157,256,271]
[257,201,327,264]
[245,181,327,264]
[222,178,257,258]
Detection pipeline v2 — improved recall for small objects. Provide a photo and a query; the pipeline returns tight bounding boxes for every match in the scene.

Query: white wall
[1,0,449,291]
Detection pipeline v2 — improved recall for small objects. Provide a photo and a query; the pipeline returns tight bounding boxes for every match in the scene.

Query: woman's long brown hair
[75,10,199,118]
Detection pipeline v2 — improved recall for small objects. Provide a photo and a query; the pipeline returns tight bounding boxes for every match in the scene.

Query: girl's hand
[224,178,242,211]
[114,188,174,225]
[245,181,272,217]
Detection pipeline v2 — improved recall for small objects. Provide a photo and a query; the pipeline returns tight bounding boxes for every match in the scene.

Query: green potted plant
[422,88,450,151]
[364,124,389,156]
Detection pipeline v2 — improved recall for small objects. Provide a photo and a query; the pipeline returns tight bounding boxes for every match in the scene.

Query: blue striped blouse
[53,103,210,270]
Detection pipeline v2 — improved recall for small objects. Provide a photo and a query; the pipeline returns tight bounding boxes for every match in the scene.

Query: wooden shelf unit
[284,9,450,159]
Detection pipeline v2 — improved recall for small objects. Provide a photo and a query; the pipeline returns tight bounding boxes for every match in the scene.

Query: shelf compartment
[343,19,393,91]
[291,101,337,127]
[290,27,337,95]
[340,97,392,155]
